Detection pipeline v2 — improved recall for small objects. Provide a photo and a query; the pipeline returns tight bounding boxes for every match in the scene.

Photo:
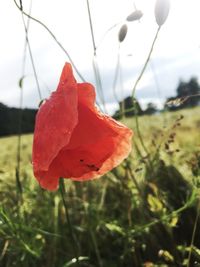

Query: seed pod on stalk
[155,0,170,26]
[126,10,143,22]
[118,24,128,43]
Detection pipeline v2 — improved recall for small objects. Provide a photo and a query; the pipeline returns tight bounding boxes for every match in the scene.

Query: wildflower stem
[112,44,121,104]
[19,1,42,100]
[131,26,161,160]
[127,166,142,198]
[90,229,103,267]
[59,179,80,266]
[132,26,161,98]
[187,199,200,267]
[86,0,96,52]
[86,0,107,113]
[13,0,85,82]
[135,112,149,156]
[16,0,32,199]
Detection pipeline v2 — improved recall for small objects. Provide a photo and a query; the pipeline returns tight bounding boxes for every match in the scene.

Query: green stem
[13,0,85,82]
[132,26,161,98]
[86,0,107,113]
[131,26,161,164]
[187,199,200,267]
[20,1,42,100]
[135,113,149,156]
[89,228,103,267]
[59,179,80,266]
[127,165,142,198]
[15,0,32,199]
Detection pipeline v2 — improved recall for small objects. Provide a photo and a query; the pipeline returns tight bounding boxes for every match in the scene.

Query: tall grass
[0,108,200,266]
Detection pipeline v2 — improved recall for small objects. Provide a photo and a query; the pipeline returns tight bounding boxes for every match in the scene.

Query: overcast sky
[1,0,200,114]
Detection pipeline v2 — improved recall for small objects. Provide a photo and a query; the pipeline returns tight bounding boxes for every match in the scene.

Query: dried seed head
[118,24,128,42]
[166,96,189,107]
[126,10,143,22]
[155,0,170,26]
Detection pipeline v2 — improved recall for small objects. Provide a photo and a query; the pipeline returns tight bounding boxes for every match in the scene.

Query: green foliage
[0,107,200,267]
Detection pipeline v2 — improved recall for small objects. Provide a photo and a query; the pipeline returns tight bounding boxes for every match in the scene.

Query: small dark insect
[86,164,100,172]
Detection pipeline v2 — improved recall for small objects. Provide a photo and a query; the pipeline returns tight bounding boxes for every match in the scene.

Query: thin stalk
[132,26,161,98]
[112,43,126,118]
[92,57,106,111]
[112,44,120,103]
[84,184,103,267]
[13,0,85,82]
[59,179,80,266]
[86,0,96,52]
[95,22,122,51]
[20,7,42,100]
[150,60,162,105]
[135,114,149,156]
[118,51,125,119]
[150,60,168,127]
[187,200,200,267]
[89,228,103,267]
[86,0,107,113]
[16,0,32,198]
[131,26,161,160]
[127,167,142,198]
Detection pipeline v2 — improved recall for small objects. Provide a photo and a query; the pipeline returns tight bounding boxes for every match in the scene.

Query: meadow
[0,107,200,267]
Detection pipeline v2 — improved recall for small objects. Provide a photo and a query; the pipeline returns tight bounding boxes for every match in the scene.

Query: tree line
[0,76,200,136]
[0,103,37,137]
[114,76,200,119]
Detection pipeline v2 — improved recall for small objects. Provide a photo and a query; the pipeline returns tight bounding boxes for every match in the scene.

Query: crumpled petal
[32,63,78,177]
[32,63,133,191]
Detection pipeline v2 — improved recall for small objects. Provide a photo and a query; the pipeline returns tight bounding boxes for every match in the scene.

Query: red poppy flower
[32,63,133,190]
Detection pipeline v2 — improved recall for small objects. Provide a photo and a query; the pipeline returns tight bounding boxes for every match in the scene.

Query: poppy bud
[155,0,170,26]
[118,24,128,42]
[126,10,143,22]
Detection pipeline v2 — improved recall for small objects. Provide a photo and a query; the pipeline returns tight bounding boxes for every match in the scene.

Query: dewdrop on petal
[155,0,170,26]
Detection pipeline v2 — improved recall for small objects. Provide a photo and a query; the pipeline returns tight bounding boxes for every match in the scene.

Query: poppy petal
[38,102,132,188]
[77,82,96,110]
[32,63,78,176]
[32,62,133,191]
[71,115,133,180]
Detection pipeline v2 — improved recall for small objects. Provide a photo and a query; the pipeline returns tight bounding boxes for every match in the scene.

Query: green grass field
[0,107,200,267]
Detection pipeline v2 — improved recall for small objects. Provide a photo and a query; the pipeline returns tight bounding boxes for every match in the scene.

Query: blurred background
[0,1,200,267]
[1,0,200,115]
